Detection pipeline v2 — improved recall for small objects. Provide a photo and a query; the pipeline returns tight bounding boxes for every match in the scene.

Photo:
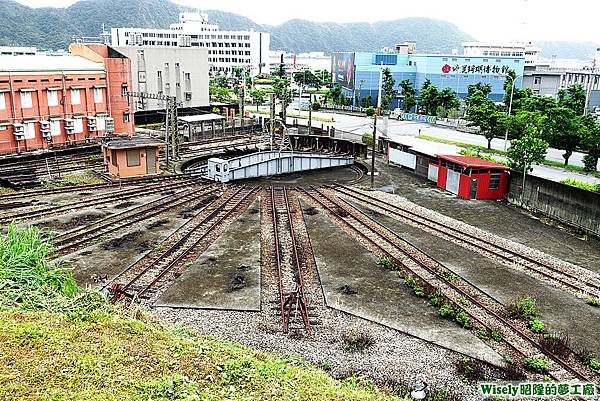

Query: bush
[366,107,375,117]
[312,101,321,111]
[528,319,545,333]
[428,289,444,307]
[455,310,471,328]
[582,154,598,172]
[504,296,538,320]
[447,108,462,119]
[362,132,374,147]
[586,297,600,307]
[522,357,549,373]
[439,303,456,318]
[436,106,448,118]
[588,358,600,374]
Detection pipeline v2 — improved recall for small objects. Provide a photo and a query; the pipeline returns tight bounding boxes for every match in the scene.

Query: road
[255,107,600,185]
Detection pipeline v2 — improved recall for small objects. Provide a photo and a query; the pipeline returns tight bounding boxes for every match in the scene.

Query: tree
[399,79,416,112]
[581,115,600,172]
[272,78,292,120]
[250,89,266,111]
[362,132,374,146]
[558,84,586,115]
[436,106,448,118]
[209,87,232,103]
[361,95,372,108]
[544,107,584,165]
[466,83,492,109]
[293,70,320,89]
[365,107,375,117]
[438,87,460,110]
[381,68,396,111]
[420,82,440,116]
[329,83,343,105]
[505,110,546,141]
[519,95,557,114]
[314,69,332,89]
[466,99,507,149]
[507,133,549,199]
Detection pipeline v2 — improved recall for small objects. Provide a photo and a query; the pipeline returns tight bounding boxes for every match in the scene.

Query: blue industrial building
[332,50,525,110]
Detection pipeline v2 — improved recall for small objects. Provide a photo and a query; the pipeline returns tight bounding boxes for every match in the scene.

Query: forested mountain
[1,0,597,60]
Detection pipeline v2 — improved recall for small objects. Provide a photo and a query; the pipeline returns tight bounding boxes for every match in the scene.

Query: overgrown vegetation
[522,357,550,374]
[341,331,374,353]
[586,297,600,307]
[42,172,105,187]
[0,225,404,401]
[560,178,600,193]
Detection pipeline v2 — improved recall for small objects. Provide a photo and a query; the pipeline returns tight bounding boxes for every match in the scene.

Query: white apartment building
[111,12,270,76]
[113,46,209,112]
[463,41,540,65]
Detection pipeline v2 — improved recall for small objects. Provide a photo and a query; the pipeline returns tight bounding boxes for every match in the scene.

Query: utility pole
[270,93,276,149]
[371,63,383,188]
[240,69,246,124]
[308,94,312,135]
[584,58,596,116]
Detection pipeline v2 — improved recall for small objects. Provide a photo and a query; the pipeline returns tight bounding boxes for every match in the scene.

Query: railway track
[107,185,259,302]
[52,183,217,257]
[0,175,189,203]
[0,177,201,224]
[299,186,595,383]
[331,185,600,300]
[267,186,312,334]
[0,174,189,202]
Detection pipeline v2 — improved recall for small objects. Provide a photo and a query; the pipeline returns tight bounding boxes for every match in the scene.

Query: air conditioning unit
[12,123,25,140]
[87,116,97,132]
[64,119,75,135]
[185,92,192,101]
[105,117,115,133]
[39,120,52,140]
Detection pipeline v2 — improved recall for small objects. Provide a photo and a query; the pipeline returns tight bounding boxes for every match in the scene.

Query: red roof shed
[435,154,510,200]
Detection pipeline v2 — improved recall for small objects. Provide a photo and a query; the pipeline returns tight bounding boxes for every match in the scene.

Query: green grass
[586,297,600,307]
[42,172,105,188]
[0,187,15,194]
[503,297,538,321]
[560,178,600,193]
[0,224,406,401]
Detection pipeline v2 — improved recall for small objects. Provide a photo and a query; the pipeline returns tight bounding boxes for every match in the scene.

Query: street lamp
[503,73,522,151]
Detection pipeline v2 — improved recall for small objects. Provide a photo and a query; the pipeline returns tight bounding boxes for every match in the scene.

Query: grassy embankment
[417,135,600,178]
[0,224,406,401]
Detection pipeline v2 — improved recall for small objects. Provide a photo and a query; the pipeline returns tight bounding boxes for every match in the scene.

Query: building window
[93,88,103,103]
[47,90,59,107]
[24,121,35,139]
[489,174,501,190]
[74,117,84,134]
[126,149,140,167]
[534,76,541,85]
[96,116,106,131]
[121,84,128,96]
[123,112,130,123]
[50,120,61,136]
[71,89,81,105]
[514,59,520,63]
[21,91,33,108]
[0,93,5,110]
[111,149,118,167]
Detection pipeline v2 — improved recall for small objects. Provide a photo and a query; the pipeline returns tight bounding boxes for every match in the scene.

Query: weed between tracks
[0,223,405,400]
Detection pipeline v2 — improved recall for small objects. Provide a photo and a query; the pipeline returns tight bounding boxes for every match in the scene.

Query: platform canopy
[179,114,226,124]
[436,154,510,170]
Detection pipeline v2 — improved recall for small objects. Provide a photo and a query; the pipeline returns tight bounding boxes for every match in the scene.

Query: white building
[0,46,38,56]
[113,46,209,112]
[463,41,540,65]
[111,12,270,75]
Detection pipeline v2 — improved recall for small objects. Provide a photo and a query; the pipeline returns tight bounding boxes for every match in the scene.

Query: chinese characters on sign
[441,64,512,75]
[479,382,596,398]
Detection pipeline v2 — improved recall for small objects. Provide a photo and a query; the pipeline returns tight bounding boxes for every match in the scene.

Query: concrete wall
[508,171,600,237]
[114,46,209,112]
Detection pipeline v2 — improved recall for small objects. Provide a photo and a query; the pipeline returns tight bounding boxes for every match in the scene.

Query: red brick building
[0,45,134,155]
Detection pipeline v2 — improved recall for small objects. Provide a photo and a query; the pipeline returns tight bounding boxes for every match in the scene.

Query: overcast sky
[15,0,600,42]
